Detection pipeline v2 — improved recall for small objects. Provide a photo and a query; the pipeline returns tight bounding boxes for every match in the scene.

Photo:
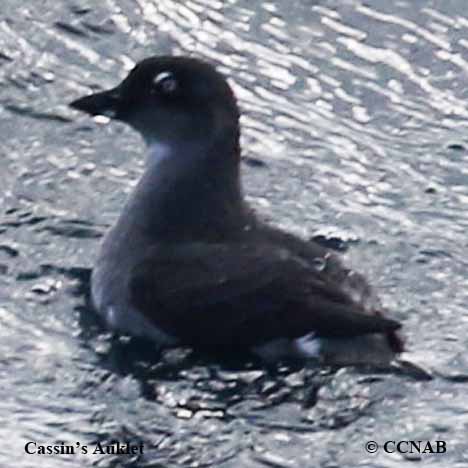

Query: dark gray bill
[69,86,122,118]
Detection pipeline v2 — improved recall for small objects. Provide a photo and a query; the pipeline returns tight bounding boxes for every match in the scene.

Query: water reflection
[2,0,468,467]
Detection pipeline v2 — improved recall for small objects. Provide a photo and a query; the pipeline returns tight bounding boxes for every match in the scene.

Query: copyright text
[365,440,446,455]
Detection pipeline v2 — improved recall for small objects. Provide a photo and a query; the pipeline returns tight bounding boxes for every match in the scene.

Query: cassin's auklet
[70,56,403,365]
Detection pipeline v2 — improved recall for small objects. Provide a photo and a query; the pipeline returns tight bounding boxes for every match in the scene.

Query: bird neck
[117,127,249,243]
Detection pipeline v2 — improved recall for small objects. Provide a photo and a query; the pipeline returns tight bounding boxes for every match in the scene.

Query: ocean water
[1,1,467,466]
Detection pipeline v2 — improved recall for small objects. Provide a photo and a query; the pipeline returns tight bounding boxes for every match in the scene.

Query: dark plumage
[70,56,403,364]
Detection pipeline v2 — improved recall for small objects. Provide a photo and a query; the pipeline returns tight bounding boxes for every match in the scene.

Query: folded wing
[129,242,401,350]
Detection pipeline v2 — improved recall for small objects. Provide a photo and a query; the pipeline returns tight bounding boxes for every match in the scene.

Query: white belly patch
[252,333,323,361]
[104,305,178,345]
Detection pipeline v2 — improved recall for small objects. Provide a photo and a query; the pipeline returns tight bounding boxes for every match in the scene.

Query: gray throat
[108,136,250,251]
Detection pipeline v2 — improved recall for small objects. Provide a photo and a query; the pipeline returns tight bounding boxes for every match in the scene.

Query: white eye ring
[152,71,178,94]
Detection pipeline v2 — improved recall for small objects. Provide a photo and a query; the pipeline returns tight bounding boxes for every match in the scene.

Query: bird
[69,56,403,365]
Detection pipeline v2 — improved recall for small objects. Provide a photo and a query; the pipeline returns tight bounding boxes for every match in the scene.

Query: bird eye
[152,71,178,94]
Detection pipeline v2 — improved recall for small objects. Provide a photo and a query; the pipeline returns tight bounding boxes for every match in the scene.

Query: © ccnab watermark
[365,440,447,455]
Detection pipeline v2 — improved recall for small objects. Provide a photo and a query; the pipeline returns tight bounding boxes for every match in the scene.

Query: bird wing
[128,242,400,349]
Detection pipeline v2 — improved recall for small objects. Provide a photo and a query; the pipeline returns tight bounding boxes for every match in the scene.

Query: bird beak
[69,86,122,119]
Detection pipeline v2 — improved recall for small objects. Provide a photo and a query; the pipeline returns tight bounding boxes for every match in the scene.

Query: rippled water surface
[2,1,468,466]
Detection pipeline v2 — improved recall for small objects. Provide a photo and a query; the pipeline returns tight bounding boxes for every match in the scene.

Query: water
[2,0,468,466]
